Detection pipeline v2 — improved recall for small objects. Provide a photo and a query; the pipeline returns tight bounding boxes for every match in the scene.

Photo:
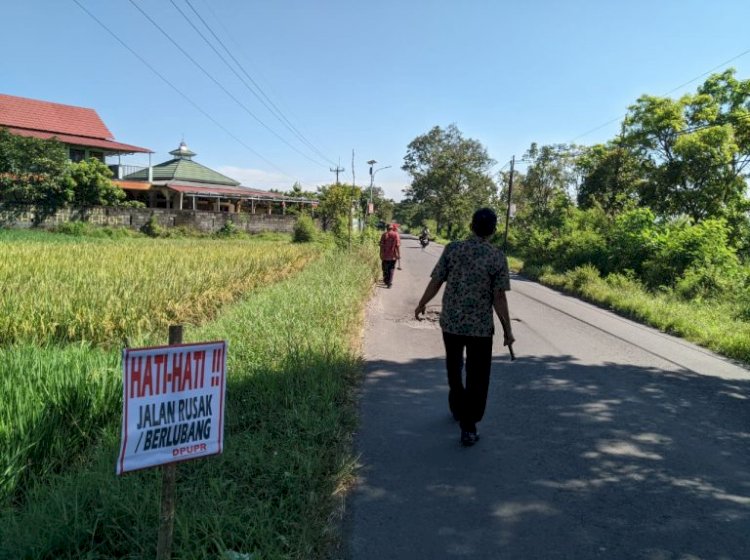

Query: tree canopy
[402,124,497,237]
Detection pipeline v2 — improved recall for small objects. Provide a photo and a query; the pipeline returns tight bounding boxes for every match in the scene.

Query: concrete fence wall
[0,205,299,234]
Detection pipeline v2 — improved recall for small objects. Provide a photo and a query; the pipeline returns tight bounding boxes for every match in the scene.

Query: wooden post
[156,325,182,560]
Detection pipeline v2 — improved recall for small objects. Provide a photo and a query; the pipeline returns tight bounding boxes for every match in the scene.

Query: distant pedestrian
[379,223,401,288]
[414,208,514,447]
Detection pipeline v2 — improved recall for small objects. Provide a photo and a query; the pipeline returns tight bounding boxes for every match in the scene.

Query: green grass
[517,260,750,364]
[0,246,379,559]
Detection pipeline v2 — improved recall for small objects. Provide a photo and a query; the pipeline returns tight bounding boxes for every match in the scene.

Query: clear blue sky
[2,0,750,200]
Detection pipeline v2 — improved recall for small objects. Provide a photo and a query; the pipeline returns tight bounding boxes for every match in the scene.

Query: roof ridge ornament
[169,140,197,160]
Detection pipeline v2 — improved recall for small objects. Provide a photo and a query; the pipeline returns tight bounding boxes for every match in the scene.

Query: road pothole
[401,308,441,329]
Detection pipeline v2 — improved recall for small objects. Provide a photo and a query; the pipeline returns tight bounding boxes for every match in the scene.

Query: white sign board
[117,341,227,475]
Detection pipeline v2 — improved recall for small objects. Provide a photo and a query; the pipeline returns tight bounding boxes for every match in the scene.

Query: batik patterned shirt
[430,235,511,337]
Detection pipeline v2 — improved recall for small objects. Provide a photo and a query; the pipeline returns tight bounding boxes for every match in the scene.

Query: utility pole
[330,158,345,184]
[503,155,515,251]
[367,159,377,207]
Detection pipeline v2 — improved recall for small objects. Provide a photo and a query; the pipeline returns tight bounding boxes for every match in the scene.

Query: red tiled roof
[0,93,113,138]
[0,93,151,153]
[6,127,151,154]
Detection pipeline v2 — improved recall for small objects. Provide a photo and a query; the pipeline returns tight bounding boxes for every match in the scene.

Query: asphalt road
[343,235,750,560]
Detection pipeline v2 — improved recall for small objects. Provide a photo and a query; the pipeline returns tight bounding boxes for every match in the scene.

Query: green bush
[605,270,642,292]
[564,264,602,290]
[358,225,381,245]
[675,261,745,300]
[118,200,146,209]
[522,226,554,267]
[736,284,750,321]
[293,214,317,242]
[551,228,608,271]
[53,221,90,236]
[140,215,164,238]
[643,218,740,289]
[606,208,657,275]
[216,220,240,238]
[53,222,138,239]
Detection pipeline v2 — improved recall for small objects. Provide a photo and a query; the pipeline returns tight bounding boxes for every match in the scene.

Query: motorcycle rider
[419,226,430,247]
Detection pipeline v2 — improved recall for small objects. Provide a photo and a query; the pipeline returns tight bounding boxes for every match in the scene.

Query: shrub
[216,220,240,238]
[118,200,146,209]
[643,218,740,289]
[140,215,164,238]
[606,208,658,275]
[358,225,381,245]
[564,263,601,290]
[551,228,608,271]
[736,284,750,321]
[605,270,642,292]
[522,226,554,267]
[293,214,317,242]
[54,221,90,236]
[675,261,744,300]
[53,222,139,238]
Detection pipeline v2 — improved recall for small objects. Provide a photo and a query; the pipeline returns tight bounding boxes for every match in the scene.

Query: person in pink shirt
[379,224,401,288]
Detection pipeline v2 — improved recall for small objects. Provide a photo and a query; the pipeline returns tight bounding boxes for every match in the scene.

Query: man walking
[379,223,400,288]
[414,208,514,446]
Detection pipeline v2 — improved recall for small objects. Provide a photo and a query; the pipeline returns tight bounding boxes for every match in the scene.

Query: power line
[181,0,337,167]
[127,0,329,169]
[570,47,750,143]
[70,0,305,186]
[170,0,335,167]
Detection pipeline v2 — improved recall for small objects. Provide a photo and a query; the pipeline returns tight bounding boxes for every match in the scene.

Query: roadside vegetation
[1,222,380,559]
[394,69,750,364]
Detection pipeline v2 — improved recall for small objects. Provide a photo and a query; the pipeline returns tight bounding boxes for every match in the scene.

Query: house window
[70,148,85,163]
[89,151,104,162]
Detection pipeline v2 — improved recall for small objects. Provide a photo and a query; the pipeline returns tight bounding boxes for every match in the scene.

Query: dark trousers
[442,331,493,433]
[381,259,396,285]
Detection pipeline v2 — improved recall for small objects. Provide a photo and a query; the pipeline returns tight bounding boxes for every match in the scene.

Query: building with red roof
[0,93,151,162]
[0,93,315,215]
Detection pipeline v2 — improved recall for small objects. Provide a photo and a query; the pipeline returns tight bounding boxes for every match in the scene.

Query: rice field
[0,231,320,346]
[0,229,321,502]
[1,230,380,558]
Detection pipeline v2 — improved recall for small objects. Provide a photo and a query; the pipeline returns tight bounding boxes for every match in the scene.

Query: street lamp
[367,159,391,213]
[367,160,377,206]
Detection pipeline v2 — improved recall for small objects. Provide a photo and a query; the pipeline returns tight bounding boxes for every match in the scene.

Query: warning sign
[117,341,227,475]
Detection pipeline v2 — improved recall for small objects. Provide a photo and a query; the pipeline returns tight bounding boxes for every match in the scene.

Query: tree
[402,124,496,237]
[359,186,394,225]
[280,181,319,216]
[317,183,360,235]
[518,143,577,227]
[623,69,750,221]
[577,140,642,214]
[68,158,124,206]
[0,128,73,211]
